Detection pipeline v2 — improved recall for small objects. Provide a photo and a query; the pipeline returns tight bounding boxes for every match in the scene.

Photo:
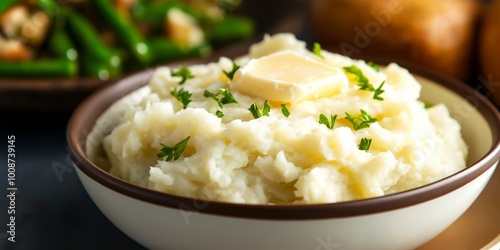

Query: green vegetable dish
[0,0,254,79]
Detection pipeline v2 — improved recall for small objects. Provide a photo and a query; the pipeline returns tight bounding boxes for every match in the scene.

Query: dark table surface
[0,111,146,250]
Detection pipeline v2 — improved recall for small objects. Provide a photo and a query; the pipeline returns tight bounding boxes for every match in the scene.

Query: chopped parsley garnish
[204,88,238,108]
[344,65,371,90]
[281,104,290,117]
[248,103,261,118]
[203,90,218,101]
[424,102,433,109]
[367,61,380,72]
[319,114,337,129]
[218,88,238,105]
[157,136,190,161]
[171,66,194,84]
[358,138,372,151]
[343,65,385,101]
[171,88,192,109]
[223,61,240,80]
[345,109,377,131]
[313,42,324,59]
[373,81,386,101]
[215,110,224,118]
[249,100,271,119]
[262,100,271,116]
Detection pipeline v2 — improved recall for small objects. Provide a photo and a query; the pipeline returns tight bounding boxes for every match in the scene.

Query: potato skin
[310,0,480,81]
[479,0,500,108]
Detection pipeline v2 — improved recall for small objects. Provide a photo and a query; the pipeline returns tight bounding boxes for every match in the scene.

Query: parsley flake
[281,104,290,117]
[216,110,224,118]
[358,138,372,151]
[313,42,324,59]
[218,88,238,105]
[171,66,194,84]
[171,88,192,109]
[367,61,380,72]
[249,100,271,119]
[223,61,240,80]
[204,88,238,108]
[373,81,385,101]
[319,114,337,129]
[157,136,191,161]
[345,109,377,131]
[344,65,385,101]
[262,100,271,116]
[203,90,218,102]
[343,65,372,90]
[249,103,261,118]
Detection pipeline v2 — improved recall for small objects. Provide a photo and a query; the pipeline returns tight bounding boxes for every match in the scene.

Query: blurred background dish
[0,0,304,111]
[4,0,500,111]
[309,0,500,110]
[310,0,480,82]
[478,0,500,108]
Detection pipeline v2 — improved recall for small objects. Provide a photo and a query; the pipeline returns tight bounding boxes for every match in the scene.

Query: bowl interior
[416,75,494,165]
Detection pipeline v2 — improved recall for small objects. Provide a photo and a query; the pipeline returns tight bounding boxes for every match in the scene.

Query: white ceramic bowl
[67,61,500,250]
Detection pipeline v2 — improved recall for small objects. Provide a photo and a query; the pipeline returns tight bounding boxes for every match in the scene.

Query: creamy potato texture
[102,33,467,204]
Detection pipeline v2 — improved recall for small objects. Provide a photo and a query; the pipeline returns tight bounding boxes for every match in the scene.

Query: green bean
[48,29,78,61]
[147,38,211,64]
[0,60,77,77]
[207,15,254,43]
[80,55,121,80]
[133,1,179,24]
[0,0,17,14]
[89,0,152,64]
[37,0,59,17]
[37,0,67,31]
[64,8,122,70]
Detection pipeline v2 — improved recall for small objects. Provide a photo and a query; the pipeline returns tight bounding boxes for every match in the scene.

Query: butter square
[231,50,348,103]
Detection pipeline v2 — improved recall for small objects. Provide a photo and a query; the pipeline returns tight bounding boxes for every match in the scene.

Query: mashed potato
[101,33,467,204]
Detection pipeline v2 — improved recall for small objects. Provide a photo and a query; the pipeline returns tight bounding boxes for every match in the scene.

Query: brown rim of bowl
[67,59,500,221]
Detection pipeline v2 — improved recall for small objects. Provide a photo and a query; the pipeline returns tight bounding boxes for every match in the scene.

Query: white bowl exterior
[75,162,497,250]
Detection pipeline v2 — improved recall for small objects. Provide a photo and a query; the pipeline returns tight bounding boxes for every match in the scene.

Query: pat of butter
[231,50,348,103]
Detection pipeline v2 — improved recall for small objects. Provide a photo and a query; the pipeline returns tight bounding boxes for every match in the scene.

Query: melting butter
[231,50,348,103]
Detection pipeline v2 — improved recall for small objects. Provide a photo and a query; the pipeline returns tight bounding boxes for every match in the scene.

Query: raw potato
[479,0,500,108]
[310,0,480,81]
